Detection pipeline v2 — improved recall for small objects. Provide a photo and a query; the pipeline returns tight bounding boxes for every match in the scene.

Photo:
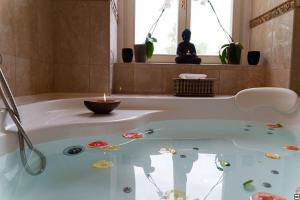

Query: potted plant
[134,0,171,62]
[200,0,243,64]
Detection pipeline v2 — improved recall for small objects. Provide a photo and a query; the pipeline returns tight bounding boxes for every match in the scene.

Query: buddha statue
[175,29,201,64]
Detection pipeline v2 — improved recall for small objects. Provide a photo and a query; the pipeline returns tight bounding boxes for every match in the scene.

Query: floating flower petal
[123,132,144,139]
[162,190,187,200]
[265,152,281,160]
[296,187,300,194]
[243,180,255,192]
[100,145,121,152]
[284,145,300,151]
[266,123,283,129]
[159,148,177,154]
[219,160,231,168]
[88,140,109,148]
[93,160,113,169]
[251,192,286,200]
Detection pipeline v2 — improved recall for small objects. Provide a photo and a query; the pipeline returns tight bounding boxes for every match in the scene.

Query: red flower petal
[251,192,286,200]
[123,132,144,139]
[88,140,109,148]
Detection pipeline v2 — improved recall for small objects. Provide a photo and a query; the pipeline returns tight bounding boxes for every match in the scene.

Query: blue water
[0,120,300,200]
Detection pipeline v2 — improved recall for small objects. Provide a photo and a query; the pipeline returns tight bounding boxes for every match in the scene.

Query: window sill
[114,62,263,70]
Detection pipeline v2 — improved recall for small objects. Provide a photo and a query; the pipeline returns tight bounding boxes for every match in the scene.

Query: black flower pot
[227,43,242,64]
[248,51,260,65]
[122,48,133,63]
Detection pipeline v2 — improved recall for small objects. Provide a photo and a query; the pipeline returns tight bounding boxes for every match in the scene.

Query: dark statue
[175,29,201,64]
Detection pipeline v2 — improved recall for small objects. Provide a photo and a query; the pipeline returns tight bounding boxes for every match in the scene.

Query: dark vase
[248,51,260,65]
[122,48,133,63]
[134,44,146,63]
[227,43,242,64]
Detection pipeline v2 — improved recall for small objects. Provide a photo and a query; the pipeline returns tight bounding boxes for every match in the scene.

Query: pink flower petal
[123,132,144,139]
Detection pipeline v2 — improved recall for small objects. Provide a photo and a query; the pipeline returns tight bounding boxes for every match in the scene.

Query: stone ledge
[113,63,265,95]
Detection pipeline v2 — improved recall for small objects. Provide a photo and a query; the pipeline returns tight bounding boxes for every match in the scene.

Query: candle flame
[104,93,106,102]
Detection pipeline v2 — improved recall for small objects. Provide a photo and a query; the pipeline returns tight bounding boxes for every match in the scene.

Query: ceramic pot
[122,48,133,63]
[134,44,146,63]
[247,51,260,65]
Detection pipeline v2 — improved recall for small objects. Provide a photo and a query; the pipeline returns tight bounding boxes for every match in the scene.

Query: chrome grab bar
[0,68,46,176]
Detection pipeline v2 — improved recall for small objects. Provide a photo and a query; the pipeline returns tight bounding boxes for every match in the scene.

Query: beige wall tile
[291,8,300,70]
[219,70,248,95]
[265,68,290,88]
[247,67,265,88]
[89,0,110,65]
[15,57,35,96]
[113,64,135,94]
[89,65,110,93]
[54,64,90,93]
[37,0,54,62]
[32,61,53,93]
[134,64,163,94]
[0,0,16,55]
[271,11,293,69]
[53,0,90,65]
[252,0,287,18]
[0,54,16,94]
[15,0,39,60]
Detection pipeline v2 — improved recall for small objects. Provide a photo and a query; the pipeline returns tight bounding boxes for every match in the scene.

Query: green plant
[219,42,243,64]
[145,33,157,59]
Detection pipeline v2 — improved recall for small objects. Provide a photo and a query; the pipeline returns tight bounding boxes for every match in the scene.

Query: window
[190,0,233,55]
[135,0,179,55]
[121,0,244,63]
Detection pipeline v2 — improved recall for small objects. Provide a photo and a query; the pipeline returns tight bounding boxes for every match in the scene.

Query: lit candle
[84,93,121,114]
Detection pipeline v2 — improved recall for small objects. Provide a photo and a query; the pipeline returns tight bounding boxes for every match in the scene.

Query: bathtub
[0,94,300,200]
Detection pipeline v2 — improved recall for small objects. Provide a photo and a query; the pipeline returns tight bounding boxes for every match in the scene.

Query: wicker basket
[174,78,215,97]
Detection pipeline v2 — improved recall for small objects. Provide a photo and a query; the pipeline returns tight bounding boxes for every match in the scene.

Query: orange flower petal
[266,123,283,129]
[284,145,300,151]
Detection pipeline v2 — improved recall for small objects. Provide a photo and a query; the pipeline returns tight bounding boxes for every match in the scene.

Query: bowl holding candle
[84,94,121,114]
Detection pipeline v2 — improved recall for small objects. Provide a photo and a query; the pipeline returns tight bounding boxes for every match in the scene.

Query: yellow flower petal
[93,160,113,169]
[265,152,281,160]
[100,145,121,152]
[162,190,187,200]
[159,148,177,154]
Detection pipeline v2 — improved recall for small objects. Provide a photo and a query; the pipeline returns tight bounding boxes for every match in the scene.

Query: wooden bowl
[84,100,121,114]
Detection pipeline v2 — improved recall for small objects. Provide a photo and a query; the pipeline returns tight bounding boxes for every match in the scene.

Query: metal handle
[0,67,46,176]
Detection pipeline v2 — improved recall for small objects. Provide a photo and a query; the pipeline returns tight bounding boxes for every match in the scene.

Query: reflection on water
[1,119,300,200]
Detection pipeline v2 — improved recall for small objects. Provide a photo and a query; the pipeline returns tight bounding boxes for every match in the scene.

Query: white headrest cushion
[235,87,298,113]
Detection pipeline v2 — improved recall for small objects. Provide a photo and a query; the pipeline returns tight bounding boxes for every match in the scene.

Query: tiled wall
[53,0,111,93]
[250,0,294,88]
[113,63,265,95]
[0,0,54,96]
[291,8,300,94]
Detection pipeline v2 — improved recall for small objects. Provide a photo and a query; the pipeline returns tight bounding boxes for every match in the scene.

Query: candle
[84,94,121,114]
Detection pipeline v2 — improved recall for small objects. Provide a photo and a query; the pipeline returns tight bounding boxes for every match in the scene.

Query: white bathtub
[0,95,300,200]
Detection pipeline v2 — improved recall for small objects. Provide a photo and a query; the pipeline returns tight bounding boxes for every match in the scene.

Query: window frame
[118,0,250,64]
